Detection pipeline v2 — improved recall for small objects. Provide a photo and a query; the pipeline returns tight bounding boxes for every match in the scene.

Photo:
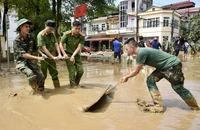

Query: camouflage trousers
[146,63,199,110]
[16,60,45,91]
[65,54,84,86]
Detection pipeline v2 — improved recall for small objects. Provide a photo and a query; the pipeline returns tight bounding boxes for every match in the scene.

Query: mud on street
[0,53,200,130]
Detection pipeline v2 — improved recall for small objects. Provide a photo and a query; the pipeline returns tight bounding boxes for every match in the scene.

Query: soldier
[13,18,46,94]
[121,37,199,113]
[170,39,176,55]
[60,21,85,88]
[162,37,171,53]
[37,20,62,90]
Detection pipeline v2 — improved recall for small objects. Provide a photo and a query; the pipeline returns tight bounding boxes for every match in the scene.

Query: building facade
[83,0,200,51]
[119,0,152,43]
[138,6,181,43]
[85,14,120,51]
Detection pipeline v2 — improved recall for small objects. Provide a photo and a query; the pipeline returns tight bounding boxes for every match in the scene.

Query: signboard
[106,30,119,34]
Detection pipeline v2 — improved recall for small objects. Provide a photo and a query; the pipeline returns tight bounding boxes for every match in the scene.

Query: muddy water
[0,53,200,130]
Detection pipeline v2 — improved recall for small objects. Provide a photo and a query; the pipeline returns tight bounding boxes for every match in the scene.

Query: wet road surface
[0,52,200,130]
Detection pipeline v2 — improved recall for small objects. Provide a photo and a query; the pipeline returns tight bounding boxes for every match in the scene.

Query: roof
[162,0,195,10]
[136,6,182,17]
[177,7,200,13]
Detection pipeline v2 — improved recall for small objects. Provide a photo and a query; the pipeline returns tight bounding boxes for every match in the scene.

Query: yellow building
[85,14,120,51]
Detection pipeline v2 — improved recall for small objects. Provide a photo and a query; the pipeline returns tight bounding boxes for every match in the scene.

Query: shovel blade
[82,85,111,112]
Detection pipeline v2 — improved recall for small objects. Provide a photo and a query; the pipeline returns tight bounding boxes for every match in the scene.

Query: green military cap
[45,20,56,29]
[16,18,32,31]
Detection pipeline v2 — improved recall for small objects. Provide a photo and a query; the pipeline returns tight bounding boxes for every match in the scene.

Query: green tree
[180,22,188,40]
[0,0,117,38]
[188,10,200,43]
[0,0,52,39]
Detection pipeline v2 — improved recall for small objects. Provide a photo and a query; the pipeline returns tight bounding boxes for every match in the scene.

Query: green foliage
[0,0,118,37]
[188,10,200,42]
[180,23,188,39]
[81,0,118,20]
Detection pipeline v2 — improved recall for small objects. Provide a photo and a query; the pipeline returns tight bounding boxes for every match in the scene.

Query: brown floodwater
[0,52,200,130]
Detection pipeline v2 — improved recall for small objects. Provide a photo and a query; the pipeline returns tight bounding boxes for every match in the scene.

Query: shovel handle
[105,82,120,95]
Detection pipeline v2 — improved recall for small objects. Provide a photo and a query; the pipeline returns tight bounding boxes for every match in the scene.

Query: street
[0,52,200,130]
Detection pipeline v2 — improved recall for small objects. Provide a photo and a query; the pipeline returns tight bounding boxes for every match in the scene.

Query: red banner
[75,4,87,18]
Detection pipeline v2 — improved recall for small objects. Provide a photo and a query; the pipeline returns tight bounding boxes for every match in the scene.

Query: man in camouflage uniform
[162,37,172,53]
[13,18,46,94]
[37,20,62,90]
[60,21,85,88]
[121,37,199,113]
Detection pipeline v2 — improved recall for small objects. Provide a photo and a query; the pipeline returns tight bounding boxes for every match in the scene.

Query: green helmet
[16,18,32,31]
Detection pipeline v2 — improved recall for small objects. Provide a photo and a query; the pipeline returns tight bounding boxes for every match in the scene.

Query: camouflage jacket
[13,34,38,64]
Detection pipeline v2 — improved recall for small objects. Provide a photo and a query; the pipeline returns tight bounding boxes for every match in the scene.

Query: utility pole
[5,14,10,71]
[0,12,2,71]
[170,9,175,41]
[135,0,139,42]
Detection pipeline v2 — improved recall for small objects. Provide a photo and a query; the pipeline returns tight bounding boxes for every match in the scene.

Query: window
[156,17,160,27]
[120,1,128,28]
[102,24,105,30]
[143,19,146,28]
[174,19,179,29]
[131,18,135,27]
[132,2,135,8]
[147,19,151,28]
[143,17,160,28]
[92,25,96,31]
[96,25,99,31]
[106,23,109,30]
[163,17,169,27]
[92,25,99,31]
[152,18,156,27]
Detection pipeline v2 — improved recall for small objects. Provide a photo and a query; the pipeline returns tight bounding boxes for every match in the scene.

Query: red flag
[75,4,87,18]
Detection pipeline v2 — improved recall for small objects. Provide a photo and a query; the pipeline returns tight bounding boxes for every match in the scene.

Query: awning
[85,37,114,42]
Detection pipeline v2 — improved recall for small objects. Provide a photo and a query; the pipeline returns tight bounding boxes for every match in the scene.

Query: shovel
[105,82,120,95]
[81,82,121,112]
[81,85,111,112]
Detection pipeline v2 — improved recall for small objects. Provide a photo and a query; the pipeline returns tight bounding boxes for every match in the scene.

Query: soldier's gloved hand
[42,54,48,59]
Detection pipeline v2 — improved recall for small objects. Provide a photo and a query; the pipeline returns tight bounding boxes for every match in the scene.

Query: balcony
[119,27,135,34]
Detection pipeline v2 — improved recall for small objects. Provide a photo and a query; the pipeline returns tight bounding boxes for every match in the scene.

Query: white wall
[0,10,17,57]
[7,12,18,53]
[139,11,180,43]
[86,17,107,35]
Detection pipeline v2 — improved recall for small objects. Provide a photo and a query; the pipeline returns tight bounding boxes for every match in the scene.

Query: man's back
[136,48,180,70]
[151,41,161,49]
[113,40,121,52]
